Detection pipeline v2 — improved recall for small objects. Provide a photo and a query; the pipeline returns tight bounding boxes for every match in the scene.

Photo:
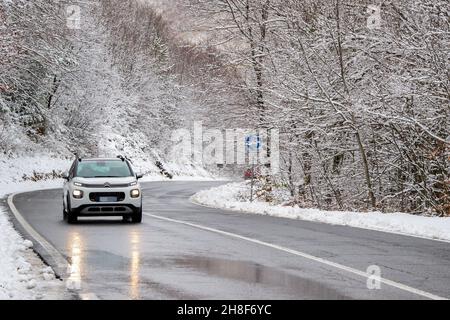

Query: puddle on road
[172,255,350,299]
[62,231,350,299]
[65,229,142,299]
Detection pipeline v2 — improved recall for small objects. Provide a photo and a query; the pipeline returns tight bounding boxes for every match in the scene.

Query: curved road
[7,181,450,299]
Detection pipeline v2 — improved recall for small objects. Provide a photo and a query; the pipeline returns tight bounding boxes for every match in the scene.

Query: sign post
[245,135,261,202]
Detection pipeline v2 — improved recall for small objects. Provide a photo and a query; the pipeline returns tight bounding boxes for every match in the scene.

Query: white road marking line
[145,212,447,300]
[7,193,68,275]
[190,198,450,244]
[7,193,99,301]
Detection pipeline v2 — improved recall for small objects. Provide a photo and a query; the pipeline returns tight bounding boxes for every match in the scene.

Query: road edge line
[145,212,447,300]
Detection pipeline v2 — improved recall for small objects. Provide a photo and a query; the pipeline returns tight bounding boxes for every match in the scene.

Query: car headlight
[130,189,140,198]
[72,189,83,199]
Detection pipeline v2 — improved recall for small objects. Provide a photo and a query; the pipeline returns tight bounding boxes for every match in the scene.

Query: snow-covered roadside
[191,182,450,242]
[0,155,68,300]
[0,207,63,299]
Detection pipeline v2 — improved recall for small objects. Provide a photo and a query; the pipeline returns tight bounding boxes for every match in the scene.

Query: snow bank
[0,154,68,191]
[191,182,450,242]
[0,207,60,299]
[0,154,218,187]
[0,155,68,299]
[131,159,217,182]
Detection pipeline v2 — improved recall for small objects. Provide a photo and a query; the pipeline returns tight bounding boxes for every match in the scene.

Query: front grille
[89,192,125,202]
[79,204,135,215]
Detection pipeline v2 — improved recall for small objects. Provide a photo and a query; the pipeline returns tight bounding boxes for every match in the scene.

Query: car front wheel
[66,197,78,224]
[131,207,142,223]
[63,196,68,221]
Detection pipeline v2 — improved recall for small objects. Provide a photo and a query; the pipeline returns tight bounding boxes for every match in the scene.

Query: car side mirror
[62,172,69,181]
[136,173,143,179]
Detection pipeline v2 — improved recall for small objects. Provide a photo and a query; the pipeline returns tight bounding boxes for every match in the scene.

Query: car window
[75,160,133,178]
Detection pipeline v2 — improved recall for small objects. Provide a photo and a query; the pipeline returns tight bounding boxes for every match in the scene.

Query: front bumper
[71,203,141,216]
[69,185,141,215]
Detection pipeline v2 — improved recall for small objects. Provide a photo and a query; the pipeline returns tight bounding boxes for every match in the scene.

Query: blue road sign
[245,135,261,152]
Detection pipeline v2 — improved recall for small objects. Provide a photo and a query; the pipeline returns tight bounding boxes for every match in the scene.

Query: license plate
[99,196,117,202]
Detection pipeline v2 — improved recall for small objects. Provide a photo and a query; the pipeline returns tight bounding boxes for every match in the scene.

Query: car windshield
[75,160,132,178]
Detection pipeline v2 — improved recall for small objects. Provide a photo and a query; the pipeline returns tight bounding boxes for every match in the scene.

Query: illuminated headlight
[72,189,83,199]
[130,189,140,198]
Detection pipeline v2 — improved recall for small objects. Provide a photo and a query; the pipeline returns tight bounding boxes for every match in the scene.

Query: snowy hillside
[0,0,212,179]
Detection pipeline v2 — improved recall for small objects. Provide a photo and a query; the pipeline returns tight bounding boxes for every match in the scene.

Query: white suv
[63,157,143,224]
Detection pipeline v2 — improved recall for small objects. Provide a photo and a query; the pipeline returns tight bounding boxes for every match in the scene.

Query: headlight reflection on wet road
[66,232,83,291]
[129,230,141,299]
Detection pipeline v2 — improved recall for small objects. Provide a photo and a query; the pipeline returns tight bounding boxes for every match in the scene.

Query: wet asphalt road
[9,181,450,299]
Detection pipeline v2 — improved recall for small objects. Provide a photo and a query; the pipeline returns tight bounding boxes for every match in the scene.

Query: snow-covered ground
[0,156,70,299]
[0,207,66,299]
[191,182,450,242]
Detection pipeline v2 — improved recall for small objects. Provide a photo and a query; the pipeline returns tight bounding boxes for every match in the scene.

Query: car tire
[66,197,78,224]
[68,213,78,224]
[63,197,68,221]
[131,207,142,223]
